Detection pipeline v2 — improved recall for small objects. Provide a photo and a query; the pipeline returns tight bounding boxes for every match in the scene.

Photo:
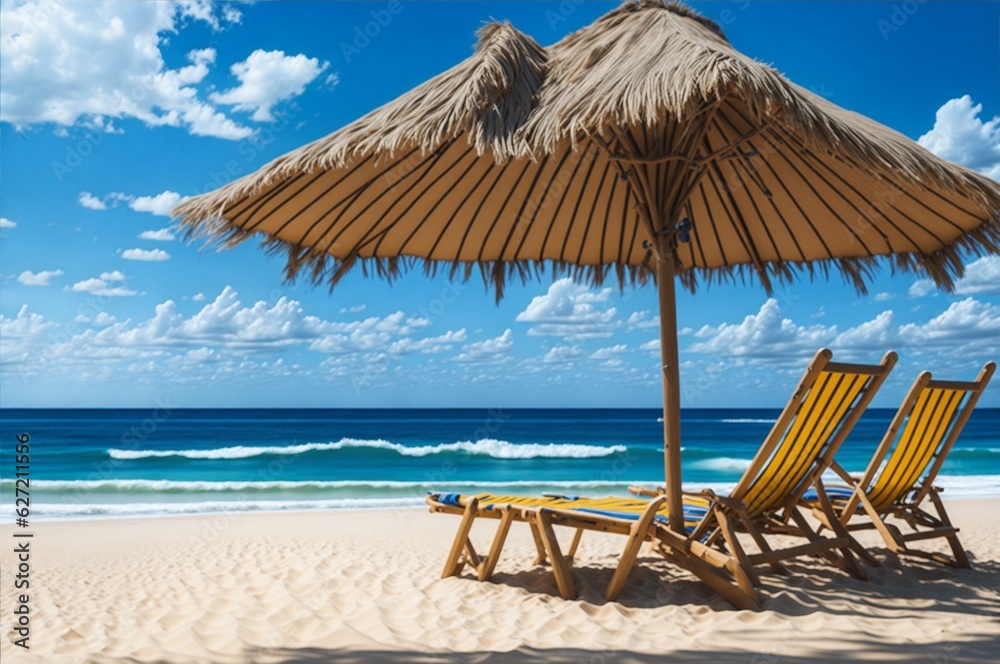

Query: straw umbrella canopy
[174,0,1000,534]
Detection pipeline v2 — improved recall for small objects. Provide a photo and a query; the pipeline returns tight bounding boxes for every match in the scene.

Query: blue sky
[1,0,998,409]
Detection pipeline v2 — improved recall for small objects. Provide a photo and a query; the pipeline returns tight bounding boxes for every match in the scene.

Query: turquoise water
[1,408,998,520]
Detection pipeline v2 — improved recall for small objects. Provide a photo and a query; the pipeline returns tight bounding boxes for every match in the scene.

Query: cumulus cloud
[17,269,64,286]
[128,191,185,216]
[121,248,171,261]
[908,279,936,298]
[898,298,1000,353]
[387,329,467,357]
[515,279,618,339]
[454,329,514,364]
[0,218,16,229]
[954,256,1000,295]
[0,305,56,338]
[541,345,584,364]
[78,192,107,210]
[918,96,1000,180]
[210,49,329,121]
[626,311,659,330]
[70,271,136,297]
[340,305,367,314]
[688,299,835,360]
[0,1,252,139]
[138,228,176,241]
[192,293,207,301]
[591,344,628,360]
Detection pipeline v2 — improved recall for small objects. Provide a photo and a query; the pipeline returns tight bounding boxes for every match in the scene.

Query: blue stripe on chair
[428,492,464,507]
[802,486,855,501]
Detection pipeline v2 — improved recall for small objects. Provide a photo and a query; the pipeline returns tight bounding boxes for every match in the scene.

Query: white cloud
[76,312,118,327]
[898,298,1000,352]
[908,279,935,298]
[688,299,835,360]
[0,305,56,338]
[454,329,514,364]
[210,49,328,122]
[192,292,207,301]
[640,339,660,353]
[918,96,1000,180]
[626,311,659,330]
[17,269,64,286]
[591,344,628,360]
[0,218,16,229]
[833,311,898,352]
[138,228,176,241]
[78,192,107,210]
[128,191,185,216]
[340,305,367,314]
[515,279,617,339]
[70,271,136,297]
[541,345,584,364]
[954,256,1000,295]
[388,329,467,357]
[873,292,894,302]
[309,311,433,354]
[0,1,252,139]
[122,248,171,261]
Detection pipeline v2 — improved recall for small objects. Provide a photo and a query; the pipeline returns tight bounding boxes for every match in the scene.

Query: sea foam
[107,438,628,461]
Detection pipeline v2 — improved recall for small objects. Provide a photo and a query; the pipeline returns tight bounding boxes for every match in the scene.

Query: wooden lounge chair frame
[428,348,896,609]
[810,362,995,568]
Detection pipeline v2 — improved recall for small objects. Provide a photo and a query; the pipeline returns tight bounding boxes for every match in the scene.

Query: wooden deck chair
[630,348,898,590]
[428,349,895,609]
[805,362,995,568]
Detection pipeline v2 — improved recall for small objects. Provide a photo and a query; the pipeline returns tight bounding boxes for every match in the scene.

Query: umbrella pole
[656,242,685,534]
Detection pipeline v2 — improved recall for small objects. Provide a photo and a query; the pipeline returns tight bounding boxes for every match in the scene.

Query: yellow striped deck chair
[427,348,895,609]
[805,362,995,567]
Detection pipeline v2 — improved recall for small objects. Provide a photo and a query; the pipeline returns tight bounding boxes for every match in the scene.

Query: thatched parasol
[174,0,1000,534]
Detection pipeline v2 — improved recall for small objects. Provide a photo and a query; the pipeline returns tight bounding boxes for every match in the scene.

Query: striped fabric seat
[428,491,711,533]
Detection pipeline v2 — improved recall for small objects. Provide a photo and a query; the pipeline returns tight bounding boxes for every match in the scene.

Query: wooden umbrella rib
[509,149,577,262]
[494,154,554,262]
[255,149,385,238]
[598,161,622,265]
[453,156,522,264]
[396,147,482,256]
[574,155,614,265]
[366,141,475,256]
[705,159,773,291]
[317,142,453,259]
[774,125,965,246]
[559,143,603,261]
[762,124,901,254]
[282,148,416,249]
[693,180,729,267]
[538,142,599,261]
[426,157,511,261]
[472,155,536,263]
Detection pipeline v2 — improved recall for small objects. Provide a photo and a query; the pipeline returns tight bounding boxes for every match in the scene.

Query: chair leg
[789,506,866,581]
[479,508,514,581]
[605,496,667,601]
[535,509,575,599]
[717,512,764,590]
[442,498,479,578]
[929,490,970,568]
[529,522,548,566]
[815,484,877,567]
[566,528,584,566]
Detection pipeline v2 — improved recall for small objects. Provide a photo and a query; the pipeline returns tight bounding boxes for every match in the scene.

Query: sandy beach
[1,499,998,663]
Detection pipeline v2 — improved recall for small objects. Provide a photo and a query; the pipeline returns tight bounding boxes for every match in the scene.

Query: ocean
[2,408,998,521]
